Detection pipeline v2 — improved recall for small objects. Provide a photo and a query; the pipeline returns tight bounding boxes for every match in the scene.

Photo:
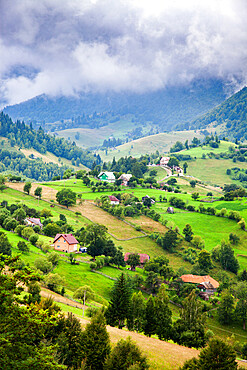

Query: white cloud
[0,0,247,105]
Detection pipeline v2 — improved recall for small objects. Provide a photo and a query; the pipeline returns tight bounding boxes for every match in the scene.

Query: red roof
[180,274,219,289]
[53,234,78,245]
[124,252,150,264]
[109,196,119,202]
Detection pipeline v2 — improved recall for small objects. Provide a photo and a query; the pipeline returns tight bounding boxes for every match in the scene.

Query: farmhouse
[160,157,170,166]
[118,173,132,186]
[108,195,120,205]
[180,274,219,299]
[53,233,79,253]
[98,171,115,183]
[124,253,150,267]
[25,217,43,228]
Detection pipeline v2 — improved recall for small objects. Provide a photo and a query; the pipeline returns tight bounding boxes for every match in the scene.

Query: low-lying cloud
[0,0,247,105]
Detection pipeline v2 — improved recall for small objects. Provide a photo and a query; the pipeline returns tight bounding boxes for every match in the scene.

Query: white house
[108,195,120,205]
[160,157,170,166]
[98,171,116,183]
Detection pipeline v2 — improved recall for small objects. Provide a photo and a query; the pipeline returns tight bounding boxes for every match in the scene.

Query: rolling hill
[3,79,226,135]
[188,86,247,140]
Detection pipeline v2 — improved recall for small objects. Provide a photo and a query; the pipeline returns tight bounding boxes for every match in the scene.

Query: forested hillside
[0,112,99,169]
[3,79,226,131]
[189,87,247,140]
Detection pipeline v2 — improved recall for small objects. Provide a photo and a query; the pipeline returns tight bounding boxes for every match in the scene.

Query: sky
[0,0,247,106]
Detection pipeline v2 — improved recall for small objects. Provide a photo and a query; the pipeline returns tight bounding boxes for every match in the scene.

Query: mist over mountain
[3,79,227,131]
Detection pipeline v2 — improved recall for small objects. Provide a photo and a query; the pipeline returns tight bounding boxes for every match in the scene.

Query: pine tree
[83,312,111,370]
[144,295,157,337]
[127,291,146,332]
[154,284,172,340]
[106,273,131,329]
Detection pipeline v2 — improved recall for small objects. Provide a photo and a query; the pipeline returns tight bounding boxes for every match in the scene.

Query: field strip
[6,182,147,240]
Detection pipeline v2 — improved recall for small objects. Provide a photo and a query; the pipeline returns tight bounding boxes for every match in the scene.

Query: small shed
[167,207,174,214]
[53,234,79,253]
[108,195,120,205]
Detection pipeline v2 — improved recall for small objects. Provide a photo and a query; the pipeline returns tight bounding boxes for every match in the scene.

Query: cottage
[98,171,115,183]
[53,234,79,253]
[160,157,170,166]
[118,173,132,186]
[167,207,174,214]
[25,217,43,229]
[108,195,120,205]
[180,274,219,297]
[124,253,150,267]
[142,195,155,204]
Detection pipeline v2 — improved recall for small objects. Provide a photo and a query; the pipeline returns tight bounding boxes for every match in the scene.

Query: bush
[17,241,30,253]
[29,234,39,246]
[90,262,97,270]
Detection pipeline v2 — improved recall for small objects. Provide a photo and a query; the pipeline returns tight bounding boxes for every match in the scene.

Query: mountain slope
[189,87,247,140]
[3,79,227,132]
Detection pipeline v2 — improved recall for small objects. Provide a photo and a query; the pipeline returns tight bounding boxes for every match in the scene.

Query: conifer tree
[154,284,172,340]
[144,295,157,337]
[106,273,131,329]
[83,312,111,370]
[127,291,146,332]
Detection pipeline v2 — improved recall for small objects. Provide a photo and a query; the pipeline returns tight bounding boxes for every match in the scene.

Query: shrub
[29,234,39,245]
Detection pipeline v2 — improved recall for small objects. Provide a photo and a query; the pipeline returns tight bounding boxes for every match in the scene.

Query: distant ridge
[189,86,247,140]
[3,79,227,131]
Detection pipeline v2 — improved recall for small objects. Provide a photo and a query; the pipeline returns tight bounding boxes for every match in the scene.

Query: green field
[181,140,236,157]
[56,118,154,149]
[97,130,204,161]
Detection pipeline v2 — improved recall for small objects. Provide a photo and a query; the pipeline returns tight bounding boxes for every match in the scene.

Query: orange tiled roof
[180,274,219,289]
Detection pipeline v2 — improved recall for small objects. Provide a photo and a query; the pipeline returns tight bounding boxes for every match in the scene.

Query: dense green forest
[3,79,226,130]
[0,149,68,181]
[189,87,247,140]
[0,112,100,168]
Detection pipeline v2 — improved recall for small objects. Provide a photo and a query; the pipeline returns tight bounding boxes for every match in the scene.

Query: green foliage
[218,290,235,325]
[34,186,42,198]
[23,181,32,195]
[73,285,95,302]
[83,312,111,370]
[183,224,194,242]
[154,284,172,340]
[234,282,247,330]
[56,188,76,208]
[29,233,39,245]
[43,223,61,237]
[160,229,179,252]
[106,273,132,329]
[180,338,238,369]
[127,291,146,333]
[0,112,97,169]
[17,241,30,253]
[81,223,109,259]
[144,296,156,337]
[219,241,240,274]
[57,313,84,369]
[198,250,212,272]
[0,232,12,256]
[44,273,64,293]
[127,253,141,271]
[0,255,66,369]
[105,337,149,370]
[34,257,53,274]
[173,290,206,349]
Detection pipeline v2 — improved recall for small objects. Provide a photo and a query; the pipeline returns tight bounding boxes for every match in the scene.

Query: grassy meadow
[97,130,204,161]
